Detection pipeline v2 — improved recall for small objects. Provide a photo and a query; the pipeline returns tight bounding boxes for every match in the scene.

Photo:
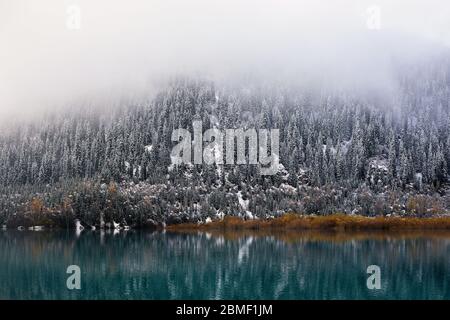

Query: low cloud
[1,0,449,119]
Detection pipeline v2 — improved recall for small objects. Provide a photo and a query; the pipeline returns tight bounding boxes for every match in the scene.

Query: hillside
[1,59,450,228]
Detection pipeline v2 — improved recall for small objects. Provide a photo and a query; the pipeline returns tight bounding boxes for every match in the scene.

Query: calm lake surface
[0,229,449,299]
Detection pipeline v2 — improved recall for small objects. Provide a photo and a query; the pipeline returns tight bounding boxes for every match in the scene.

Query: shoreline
[167,214,450,231]
[4,213,450,232]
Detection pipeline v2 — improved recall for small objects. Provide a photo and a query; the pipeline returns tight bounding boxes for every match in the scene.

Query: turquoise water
[0,230,449,299]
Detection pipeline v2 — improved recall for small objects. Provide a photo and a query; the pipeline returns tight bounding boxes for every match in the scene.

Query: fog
[1,0,449,119]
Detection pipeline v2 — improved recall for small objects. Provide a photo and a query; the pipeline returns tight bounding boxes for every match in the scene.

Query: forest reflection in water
[0,229,449,299]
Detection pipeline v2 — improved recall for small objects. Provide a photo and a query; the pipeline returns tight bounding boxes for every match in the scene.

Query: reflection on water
[0,229,449,299]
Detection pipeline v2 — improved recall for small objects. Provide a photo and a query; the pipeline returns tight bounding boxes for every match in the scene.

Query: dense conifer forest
[1,57,450,228]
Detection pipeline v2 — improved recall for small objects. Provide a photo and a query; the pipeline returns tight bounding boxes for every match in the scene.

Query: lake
[0,229,449,299]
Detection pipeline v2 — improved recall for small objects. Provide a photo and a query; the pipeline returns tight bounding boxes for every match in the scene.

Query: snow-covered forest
[1,56,450,228]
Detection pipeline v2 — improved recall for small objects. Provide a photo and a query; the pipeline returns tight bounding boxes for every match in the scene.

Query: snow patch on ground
[237,191,249,211]
[144,145,153,153]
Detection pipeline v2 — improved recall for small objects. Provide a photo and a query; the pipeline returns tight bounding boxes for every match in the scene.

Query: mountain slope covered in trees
[1,58,450,228]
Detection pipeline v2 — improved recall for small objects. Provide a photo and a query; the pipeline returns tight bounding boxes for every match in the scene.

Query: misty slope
[1,59,450,227]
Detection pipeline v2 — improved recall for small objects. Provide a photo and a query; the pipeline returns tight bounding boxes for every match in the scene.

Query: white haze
[0,0,449,119]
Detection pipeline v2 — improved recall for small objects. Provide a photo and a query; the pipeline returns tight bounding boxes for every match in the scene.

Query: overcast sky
[1,0,449,119]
